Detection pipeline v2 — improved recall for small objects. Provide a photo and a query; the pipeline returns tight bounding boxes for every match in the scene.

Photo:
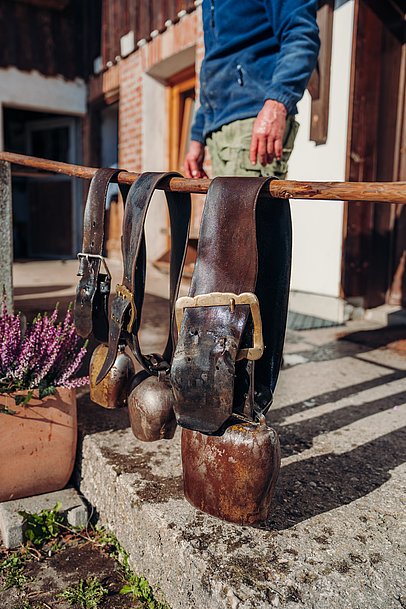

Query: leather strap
[96,172,191,384]
[171,176,278,434]
[74,168,128,342]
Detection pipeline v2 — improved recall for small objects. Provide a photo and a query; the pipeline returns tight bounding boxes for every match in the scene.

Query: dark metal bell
[181,416,281,525]
[128,376,177,442]
[89,344,134,409]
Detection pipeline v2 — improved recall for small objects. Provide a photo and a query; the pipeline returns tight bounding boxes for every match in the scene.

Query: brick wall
[101,7,205,260]
[117,7,203,173]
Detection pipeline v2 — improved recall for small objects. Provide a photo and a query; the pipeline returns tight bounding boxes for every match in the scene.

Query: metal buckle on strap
[175,292,264,361]
[77,253,112,280]
[116,284,136,333]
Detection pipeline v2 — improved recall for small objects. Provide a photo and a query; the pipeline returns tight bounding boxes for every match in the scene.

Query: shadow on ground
[341,325,406,354]
[265,426,406,531]
[270,374,406,457]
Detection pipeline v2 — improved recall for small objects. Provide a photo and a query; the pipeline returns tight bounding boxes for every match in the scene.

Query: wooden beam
[0,151,405,204]
[0,162,13,311]
[309,0,334,144]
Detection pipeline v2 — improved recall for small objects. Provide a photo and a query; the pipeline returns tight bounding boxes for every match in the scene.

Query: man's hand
[250,100,287,166]
[184,140,208,179]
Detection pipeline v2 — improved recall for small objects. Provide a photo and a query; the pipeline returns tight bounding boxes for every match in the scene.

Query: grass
[0,552,27,590]
[0,507,170,609]
[58,576,108,608]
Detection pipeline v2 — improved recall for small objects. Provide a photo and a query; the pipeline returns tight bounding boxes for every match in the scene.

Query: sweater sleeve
[263,0,320,114]
[190,102,206,144]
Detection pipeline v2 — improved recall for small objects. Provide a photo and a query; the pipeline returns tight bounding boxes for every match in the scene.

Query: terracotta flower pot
[0,387,77,502]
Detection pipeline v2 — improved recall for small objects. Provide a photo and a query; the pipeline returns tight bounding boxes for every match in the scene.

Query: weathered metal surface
[89,344,134,409]
[1,152,406,203]
[127,376,177,442]
[0,161,13,311]
[171,177,287,435]
[94,172,190,445]
[182,417,281,525]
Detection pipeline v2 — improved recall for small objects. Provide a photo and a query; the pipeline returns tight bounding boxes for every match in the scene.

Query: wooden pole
[0,161,13,311]
[0,150,405,204]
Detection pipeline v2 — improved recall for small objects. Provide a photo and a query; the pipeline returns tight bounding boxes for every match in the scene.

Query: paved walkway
[12,259,188,319]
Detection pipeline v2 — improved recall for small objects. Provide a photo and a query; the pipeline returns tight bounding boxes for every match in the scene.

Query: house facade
[1,0,405,319]
[0,0,101,258]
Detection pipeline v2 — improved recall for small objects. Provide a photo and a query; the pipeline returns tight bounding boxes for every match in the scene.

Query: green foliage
[37,385,56,399]
[14,391,34,406]
[120,574,169,609]
[95,527,169,609]
[19,502,64,547]
[0,521,170,609]
[58,576,108,609]
[0,552,27,590]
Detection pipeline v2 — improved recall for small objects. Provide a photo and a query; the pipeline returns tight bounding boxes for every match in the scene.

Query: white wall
[288,0,354,303]
[142,72,169,262]
[0,67,87,149]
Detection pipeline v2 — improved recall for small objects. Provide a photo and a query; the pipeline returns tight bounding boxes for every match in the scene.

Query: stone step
[75,302,405,609]
[75,370,406,609]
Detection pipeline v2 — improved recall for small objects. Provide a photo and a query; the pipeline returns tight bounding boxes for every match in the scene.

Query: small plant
[95,528,169,609]
[58,576,108,609]
[19,502,64,547]
[0,552,27,590]
[120,574,168,609]
[0,303,88,410]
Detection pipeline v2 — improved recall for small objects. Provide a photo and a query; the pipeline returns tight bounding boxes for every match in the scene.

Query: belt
[74,167,128,343]
[171,176,279,434]
[95,172,191,439]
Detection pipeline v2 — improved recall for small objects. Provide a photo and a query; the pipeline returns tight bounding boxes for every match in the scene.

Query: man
[183,0,320,414]
[184,0,320,179]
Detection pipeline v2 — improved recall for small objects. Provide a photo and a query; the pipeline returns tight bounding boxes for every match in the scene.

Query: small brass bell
[89,343,134,409]
[181,416,280,525]
[128,375,177,442]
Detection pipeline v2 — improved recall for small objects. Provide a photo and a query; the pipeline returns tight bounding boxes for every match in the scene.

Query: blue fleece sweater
[191,0,320,143]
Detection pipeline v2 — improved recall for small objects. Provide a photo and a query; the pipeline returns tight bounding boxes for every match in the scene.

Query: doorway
[343,0,406,308]
[3,107,82,259]
[154,66,202,276]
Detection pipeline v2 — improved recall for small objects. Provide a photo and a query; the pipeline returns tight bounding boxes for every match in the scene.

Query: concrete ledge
[76,385,405,609]
[75,313,405,609]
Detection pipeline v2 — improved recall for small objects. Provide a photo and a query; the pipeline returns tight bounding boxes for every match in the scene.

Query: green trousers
[206,115,299,179]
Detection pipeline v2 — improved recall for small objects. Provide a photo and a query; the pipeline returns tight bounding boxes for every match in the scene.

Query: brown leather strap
[96,171,191,384]
[74,168,128,342]
[171,176,274,434]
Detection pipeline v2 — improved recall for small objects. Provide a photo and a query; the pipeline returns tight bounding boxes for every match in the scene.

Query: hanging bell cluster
[75,172,291,525]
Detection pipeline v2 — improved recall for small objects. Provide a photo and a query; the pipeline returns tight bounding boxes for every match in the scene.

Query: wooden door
[154,66,201,276]
[343,0,406,308]
[25,117,80,258]
[28,180,72,257]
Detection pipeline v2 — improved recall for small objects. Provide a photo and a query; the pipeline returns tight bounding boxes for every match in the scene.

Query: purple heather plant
[0,303,88,410]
